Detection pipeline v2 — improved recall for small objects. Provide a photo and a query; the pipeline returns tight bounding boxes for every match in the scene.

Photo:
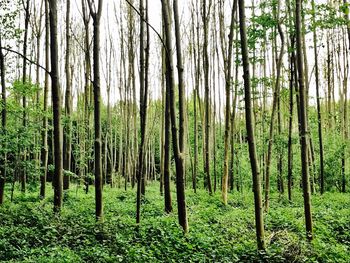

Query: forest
[0,0,349,262]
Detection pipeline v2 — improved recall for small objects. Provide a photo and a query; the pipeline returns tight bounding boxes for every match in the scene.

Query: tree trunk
[40,0,50,199]
[82,0,91,193]
[311,0,325,194]
[63,0,72,190]
[173,0,189,232]
[161,0,189,233]
[341,28,348,193]
[0,33,6,205]
[136,0,148,224]
[87,0,104,220]
[287,35,295,201]
[295,0,313,240]
[238,0,265,250]
[162,23,172,213]
[202,0,212,194]
[21,0,30,193]
[49,0,63,212]
[264,4,284,212]
[222,0,237,205]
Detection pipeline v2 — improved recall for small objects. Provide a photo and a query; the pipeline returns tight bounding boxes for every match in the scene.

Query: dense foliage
[1,184,349,262]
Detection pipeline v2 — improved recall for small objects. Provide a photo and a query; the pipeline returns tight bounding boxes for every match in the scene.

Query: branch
[86,0,97,18]
[1,47,50,75]
[124,0,167,53]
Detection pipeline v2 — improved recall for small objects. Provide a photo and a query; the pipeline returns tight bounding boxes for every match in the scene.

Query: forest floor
[0,183,349,262]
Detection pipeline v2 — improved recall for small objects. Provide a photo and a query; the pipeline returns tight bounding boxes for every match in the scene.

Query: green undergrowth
[0,184,349,262]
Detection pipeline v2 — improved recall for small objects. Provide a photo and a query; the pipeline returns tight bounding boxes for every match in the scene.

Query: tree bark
[202,0,212,194]
[173,0,189,233]
[287,35,295,201]
[63,0,72,190]
[264,4,284,212]
[161,0,189,233]
[295,0,313,240]
[136,0,148,224]
[222,0,237,205]
[21,0,31,193]
[161,22,172,213]
[49,0,63,213]
[0,33,6,204]
[87,0,104,220]
[311,0,325,194]
[238,0,265,250]
[40,0,50,199]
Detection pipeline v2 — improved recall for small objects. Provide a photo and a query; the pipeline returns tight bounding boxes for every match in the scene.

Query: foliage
[0,184,349,262]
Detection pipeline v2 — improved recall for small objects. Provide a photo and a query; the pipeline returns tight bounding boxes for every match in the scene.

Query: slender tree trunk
[287,35,295,201]
[87,0,104,220]
[341,28,348,192]
[49,0,63,212]
[21,0,30,193]
[140,0,150,195]
[136,0,148,224]
[161,0,189,233]
[0,33,6,204]
[33,2,44,171]
[63,0,72,190]
[160,30,165,196]
[191,5,199,193]
[295,0,313,240]
[230,26,239,192]
[202,0,212,194]
[277,93,284,194]
[173,0,189,232]
[326,34,332,129]
[264,5,284,212]
[82,0,91,193]
[222,0,237,205]
[162,23,172,212]
[238,0,265,250]
[40,0,50,199]
[311,0,325,194]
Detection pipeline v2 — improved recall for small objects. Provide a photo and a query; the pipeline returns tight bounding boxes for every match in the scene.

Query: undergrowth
[0,184,349,262]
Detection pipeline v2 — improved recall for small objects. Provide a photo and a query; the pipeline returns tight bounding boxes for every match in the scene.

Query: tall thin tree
[87,0,104,220]
[161,0,189,233]
[63,0,72,190]
[222,0,237,205]
[238,0,265,250]
[40,0,50,199]
[295,0,313,241]
[49,0,63,212]
[0,32,6,204]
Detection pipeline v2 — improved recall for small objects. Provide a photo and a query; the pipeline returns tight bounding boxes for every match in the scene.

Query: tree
[295,0,313,241]
[221,0,237,206]
[161,0,189,233]
[0,32,6,205]
[81,0,92,193]
[40,0,50,199]
[136,0,148,224]
[20,0,31,193]
[87,0,104,220]
[48,0,63,213]
[63,0,72,190]
[173,0,188,232]
[264,0,285,212]
[238,0,265,250]
[311,0,325,194]
[202,0,212,194]
[162,23,172,213]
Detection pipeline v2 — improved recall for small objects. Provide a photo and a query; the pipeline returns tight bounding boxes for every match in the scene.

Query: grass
[0,183,349,262]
